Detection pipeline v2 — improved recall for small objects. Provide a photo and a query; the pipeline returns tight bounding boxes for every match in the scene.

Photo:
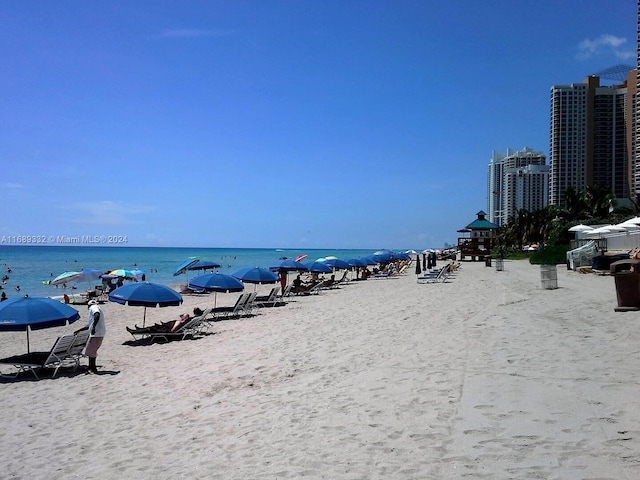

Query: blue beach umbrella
[189,273,244,293]
[372,250,394,263]
[187,260,222,272]
[232,267,279,285]
[362,256,378,266]
[109,282,182,307]
[346,258,368,268]
[189,273,244,308]
[305,261,333,274]
[322,258,350,270]
[268,259,309,272]
[0,296,81,352]
[269,260,309,292]
[77,269,104,283]
[109,282,183,327]
[173,258,200,276]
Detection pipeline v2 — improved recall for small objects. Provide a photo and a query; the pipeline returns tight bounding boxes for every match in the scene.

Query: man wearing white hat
[75,299,106,374]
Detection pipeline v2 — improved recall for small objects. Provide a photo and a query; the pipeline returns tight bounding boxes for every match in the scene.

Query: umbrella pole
[143,307,147,328]
[27,326,30,354]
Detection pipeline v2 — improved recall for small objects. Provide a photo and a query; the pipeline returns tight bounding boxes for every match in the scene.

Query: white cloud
[577,34,636,61]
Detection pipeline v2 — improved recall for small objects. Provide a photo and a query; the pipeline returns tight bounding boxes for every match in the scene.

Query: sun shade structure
[568,224,594,232]
[173,258,200,276]
[188,273,244,293]
[269,260,309,272]
[304,261,333,274]
[232,267,279,285]
[321,258,351,270]
[0,296,81,352]
[188,273,244,308]
[109,282,183,327]
[187,260,222,272]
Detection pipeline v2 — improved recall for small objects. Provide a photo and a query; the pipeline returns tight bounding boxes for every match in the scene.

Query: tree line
[494,185,639,254]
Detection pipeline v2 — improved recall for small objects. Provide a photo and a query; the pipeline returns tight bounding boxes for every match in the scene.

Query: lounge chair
[255,287,285,307]
[66,330,90,369]
[334,270,351,286]
[0,333,79,379]
[255,287,279,304]
[370,271,399,279]
[206,293,251,321]
[417,265,451,284]
[127,315,205,343]
[238,291,258,316]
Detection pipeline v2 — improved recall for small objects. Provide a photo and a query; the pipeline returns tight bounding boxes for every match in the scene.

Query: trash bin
[540,264,558,290]
[495,257,504,271]
[485,256,492,267]
[610,259,640,311]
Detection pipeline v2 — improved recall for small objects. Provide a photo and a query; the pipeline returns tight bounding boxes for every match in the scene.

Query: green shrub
[529,244,570,265]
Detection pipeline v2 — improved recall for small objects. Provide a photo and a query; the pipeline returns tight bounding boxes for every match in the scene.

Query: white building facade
[487,147,548,226]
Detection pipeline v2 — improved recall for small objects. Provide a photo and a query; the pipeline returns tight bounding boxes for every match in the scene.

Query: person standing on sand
[75,299,106,374]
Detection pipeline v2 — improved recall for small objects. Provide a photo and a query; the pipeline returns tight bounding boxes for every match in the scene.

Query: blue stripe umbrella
[0,296,81,352]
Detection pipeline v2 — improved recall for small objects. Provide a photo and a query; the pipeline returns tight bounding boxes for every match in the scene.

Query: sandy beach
[1,260,639,479]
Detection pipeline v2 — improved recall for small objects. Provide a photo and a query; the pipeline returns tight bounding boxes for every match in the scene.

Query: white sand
[1,260,639,479]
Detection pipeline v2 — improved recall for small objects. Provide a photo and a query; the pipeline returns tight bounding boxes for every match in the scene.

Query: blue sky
[0,1,636,249]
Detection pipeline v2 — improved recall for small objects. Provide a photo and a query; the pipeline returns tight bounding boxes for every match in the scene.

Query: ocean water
[0,246,377,300]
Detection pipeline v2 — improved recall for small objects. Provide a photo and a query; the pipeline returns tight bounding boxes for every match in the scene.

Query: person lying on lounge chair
[291,275,320,294]
[321,274,336,288]
[127,313,192,334]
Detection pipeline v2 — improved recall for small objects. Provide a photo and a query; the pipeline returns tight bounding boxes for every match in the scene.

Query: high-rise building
[633,1,640,198]
[549,81,589,207]
[550,74,635,207]
[487,147,548,226]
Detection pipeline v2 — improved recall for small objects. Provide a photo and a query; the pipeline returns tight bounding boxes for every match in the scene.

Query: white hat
[88,300,98,306]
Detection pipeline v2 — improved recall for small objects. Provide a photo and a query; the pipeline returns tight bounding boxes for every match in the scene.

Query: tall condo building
[634,1,640,198]
[487,147,548,226]
[550,73,635,207]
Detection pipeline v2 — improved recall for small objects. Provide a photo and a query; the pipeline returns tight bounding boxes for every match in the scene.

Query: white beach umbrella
[568,224,593,232]
[584,227,610,236]
[615,221,640,230]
